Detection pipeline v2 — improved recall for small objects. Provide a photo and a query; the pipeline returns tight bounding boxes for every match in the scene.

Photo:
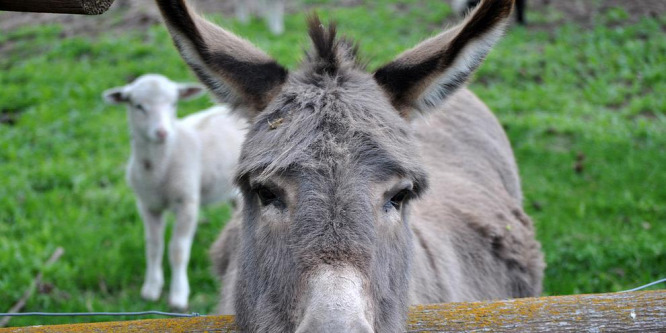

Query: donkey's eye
[255,187,279,206]
[387,189,412,211]
[134,104,146,112]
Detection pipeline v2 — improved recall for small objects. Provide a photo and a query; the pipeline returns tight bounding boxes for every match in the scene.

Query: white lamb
[103,74,246,310]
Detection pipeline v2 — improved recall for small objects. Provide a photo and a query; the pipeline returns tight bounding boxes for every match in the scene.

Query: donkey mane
[304,14,364,76]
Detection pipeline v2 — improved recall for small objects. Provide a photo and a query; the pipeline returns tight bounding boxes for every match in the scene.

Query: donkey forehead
[237,78,427,187]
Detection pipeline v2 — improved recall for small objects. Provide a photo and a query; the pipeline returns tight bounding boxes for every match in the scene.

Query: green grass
[475,16,666,294]
[1,1,665,327]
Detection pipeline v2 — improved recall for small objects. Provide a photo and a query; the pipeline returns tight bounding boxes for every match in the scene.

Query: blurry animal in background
[234,0,285,35]
[103,74,246,310]
[156,0,544,331]
[453,0,526,24]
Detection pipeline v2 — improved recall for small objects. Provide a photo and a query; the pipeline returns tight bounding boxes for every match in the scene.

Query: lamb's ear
[374,0,513,118]
[102,87,129,104]
[155,0,288,119]
[177,83,205,101]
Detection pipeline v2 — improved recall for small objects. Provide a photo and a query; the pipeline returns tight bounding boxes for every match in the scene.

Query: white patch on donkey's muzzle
[296,265,374,333]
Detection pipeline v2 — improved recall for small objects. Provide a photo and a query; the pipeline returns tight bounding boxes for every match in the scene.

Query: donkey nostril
[156,129,167,139]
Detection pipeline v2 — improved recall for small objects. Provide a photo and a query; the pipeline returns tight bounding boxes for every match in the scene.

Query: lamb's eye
[256,187,278,206]
[135,104,145,112]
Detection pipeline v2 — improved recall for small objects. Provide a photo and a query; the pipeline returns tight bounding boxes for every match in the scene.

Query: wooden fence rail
[0,0,114,15]
[1,290,664,332]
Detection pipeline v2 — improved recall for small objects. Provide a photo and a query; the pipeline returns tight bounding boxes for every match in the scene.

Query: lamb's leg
[138,202,166,301]
[261,0,284,35]
[168,200,198,310]
[234,0,251,24]
[515,0,526,25]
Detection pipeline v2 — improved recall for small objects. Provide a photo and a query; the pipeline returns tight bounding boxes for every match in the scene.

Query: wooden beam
[406,290,665,332]
[0,0,114,15]
[1,290,664,332]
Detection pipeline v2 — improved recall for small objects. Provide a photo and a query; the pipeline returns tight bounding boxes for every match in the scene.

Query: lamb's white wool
[103,74,246,310]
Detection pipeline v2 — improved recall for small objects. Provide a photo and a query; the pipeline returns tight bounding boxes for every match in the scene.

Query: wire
[1,278,663,320]
[0,311,200,318]
[620,278,666,292]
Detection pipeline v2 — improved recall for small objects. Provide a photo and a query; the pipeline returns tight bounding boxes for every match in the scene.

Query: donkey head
[156,0,514,331]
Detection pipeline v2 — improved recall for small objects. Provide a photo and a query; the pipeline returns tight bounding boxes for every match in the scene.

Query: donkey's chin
[295,265,374,333]
[295,316,373,333]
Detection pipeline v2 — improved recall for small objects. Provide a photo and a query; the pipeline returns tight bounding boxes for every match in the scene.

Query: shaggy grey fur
[156,0,544,331]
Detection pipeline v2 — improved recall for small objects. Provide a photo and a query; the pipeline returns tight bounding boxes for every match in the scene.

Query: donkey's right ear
[102,87,129,104]
[155,0,288,120]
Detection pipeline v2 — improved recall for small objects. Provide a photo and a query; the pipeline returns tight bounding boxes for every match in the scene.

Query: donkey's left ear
[177,83,205,101]
[374,0,513,118]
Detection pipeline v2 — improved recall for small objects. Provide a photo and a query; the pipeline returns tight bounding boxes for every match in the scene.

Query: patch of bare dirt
[523,0,666,29]
[0,0,367,39]
[0,0,663,42]
[0,1,233,39]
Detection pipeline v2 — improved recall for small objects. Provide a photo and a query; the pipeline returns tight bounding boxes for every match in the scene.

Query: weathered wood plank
[406,290,665,332]
[1,290,664,332]
[0,0,114,15]
[2,316,238,333]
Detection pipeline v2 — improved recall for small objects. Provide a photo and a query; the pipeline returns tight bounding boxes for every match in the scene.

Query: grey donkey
[155,0,544,331]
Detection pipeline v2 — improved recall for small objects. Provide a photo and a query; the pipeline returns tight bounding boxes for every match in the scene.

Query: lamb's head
[103,74,204,143]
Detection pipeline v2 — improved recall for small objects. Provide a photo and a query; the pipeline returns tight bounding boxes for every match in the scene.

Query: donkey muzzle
[295,265,374,333]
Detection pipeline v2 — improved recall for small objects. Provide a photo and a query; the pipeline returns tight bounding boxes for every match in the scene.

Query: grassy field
[1,0,665,327]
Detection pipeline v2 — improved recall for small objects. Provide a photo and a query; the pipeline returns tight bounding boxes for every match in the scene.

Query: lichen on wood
[1,291,664,332]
